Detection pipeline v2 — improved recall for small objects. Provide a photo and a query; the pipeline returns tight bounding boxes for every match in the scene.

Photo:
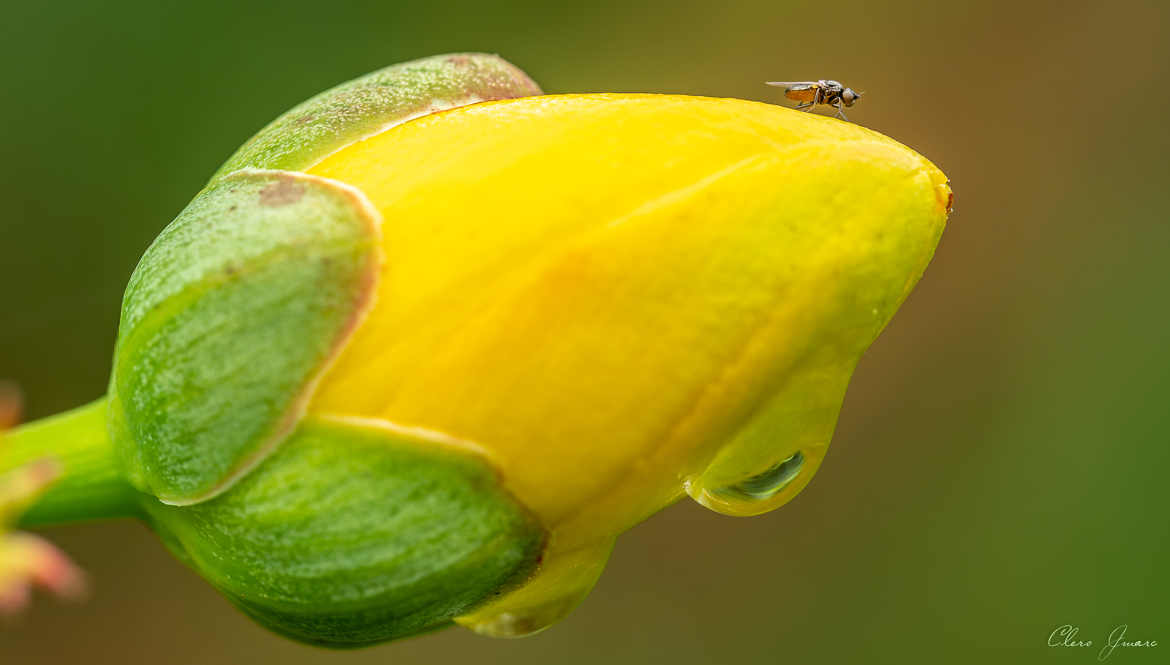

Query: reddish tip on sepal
[0,533,87,617]
[0,395,87,617]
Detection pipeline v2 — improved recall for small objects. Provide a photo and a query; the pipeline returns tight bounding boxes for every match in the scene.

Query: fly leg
[833,100,849,121]
[810,88,825,113]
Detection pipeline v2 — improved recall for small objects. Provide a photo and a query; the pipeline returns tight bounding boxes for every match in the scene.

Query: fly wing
[766,82,819,103]
[768,82,819,103]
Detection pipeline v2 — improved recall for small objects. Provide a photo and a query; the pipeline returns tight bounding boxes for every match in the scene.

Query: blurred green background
[2,0,1167,663]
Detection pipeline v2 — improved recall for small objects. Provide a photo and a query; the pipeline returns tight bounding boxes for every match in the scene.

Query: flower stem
[0,398,141,526]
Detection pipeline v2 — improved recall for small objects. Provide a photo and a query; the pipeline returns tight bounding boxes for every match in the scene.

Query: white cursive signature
[1048,624,1158,661]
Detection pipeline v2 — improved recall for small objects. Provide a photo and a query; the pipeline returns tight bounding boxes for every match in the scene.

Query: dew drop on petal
[689,450,813,517]
[712,451,805,501]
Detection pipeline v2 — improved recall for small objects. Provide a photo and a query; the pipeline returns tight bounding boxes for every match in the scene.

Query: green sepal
[212,53,541,179]
[109,170,380,505]
[141,416,545,648]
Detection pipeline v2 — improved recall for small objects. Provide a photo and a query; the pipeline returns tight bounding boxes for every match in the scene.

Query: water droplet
[712,450,804,501]
[689,449,815,517]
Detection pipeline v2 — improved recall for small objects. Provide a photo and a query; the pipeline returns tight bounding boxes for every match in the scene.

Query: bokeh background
[2,0,1167,663]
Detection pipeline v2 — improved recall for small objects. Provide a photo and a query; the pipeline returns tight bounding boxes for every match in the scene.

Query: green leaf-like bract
[213,53,542,179]
[143,417,544,647]
[108,170,380,504]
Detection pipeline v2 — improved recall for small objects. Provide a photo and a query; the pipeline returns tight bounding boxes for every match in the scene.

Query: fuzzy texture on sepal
[212,53,541,179]
[109,170,381,505]
[142,416,544,647]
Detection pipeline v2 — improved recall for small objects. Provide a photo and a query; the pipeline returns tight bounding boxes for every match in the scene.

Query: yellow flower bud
[303,93,950,634]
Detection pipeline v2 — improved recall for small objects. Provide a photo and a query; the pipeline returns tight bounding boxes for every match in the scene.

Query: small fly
[766,80,862,121]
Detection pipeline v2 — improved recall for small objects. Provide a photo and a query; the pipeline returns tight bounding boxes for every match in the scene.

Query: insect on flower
[766,80,862,120]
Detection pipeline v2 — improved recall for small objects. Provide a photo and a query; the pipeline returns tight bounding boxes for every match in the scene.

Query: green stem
[0,397,141,526]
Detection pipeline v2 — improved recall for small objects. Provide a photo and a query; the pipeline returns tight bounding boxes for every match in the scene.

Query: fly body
[766,79,862,120]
